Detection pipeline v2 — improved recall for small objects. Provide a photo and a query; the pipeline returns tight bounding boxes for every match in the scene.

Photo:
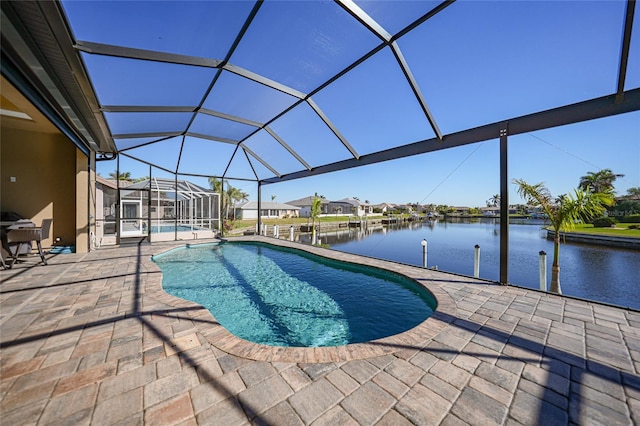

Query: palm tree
[226,187,241,220]
[228,188,249,220]
[626,187,640,197]
[208,178,245,220]
[208,177,222,192]
[514,179,613,294]
[310,193,322,245]
[487,194,500,207]
[579,169,624,194]
[109,171,132,180]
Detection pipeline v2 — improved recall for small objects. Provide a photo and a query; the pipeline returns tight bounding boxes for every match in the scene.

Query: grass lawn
[229,216,640,239]
[567,223,640,238]
[228,215,377,233]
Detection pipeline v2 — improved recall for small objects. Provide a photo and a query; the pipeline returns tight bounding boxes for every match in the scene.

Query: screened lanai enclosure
[1,0,639,282]
[98,177,220,246]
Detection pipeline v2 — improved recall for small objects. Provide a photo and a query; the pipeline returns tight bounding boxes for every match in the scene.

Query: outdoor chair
[5,219,52,268]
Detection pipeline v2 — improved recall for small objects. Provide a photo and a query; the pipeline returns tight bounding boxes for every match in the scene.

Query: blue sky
[81,0,639,207]
[102,110,639,207]
[260,112,640,206]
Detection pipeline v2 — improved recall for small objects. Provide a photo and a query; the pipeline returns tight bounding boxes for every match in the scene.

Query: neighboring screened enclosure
[104,177,220,245]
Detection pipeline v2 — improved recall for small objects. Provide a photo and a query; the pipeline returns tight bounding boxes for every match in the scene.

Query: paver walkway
[1,237,638,425]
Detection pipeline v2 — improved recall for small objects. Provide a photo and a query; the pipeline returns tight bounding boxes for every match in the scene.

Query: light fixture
[0,108,32,120]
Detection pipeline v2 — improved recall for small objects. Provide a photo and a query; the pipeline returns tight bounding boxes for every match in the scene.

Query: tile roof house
[373,202,396,213]
[328,198,373,217]
[286,196,331,217]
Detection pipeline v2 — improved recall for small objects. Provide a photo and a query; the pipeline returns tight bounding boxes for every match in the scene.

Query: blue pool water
[153,242,436,347]
[151,225,200,233]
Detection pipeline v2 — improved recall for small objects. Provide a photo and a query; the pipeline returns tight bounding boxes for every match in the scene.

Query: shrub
[618,214,640,223]
[592,217,617,227]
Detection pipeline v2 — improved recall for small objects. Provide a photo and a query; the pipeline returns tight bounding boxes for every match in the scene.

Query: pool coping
[145,236,469,363]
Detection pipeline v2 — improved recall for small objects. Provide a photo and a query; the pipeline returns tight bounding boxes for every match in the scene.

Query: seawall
[547,230,640,250]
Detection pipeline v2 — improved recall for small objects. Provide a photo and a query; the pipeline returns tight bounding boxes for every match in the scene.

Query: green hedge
[618,214,640,223]
[592,217,617,227]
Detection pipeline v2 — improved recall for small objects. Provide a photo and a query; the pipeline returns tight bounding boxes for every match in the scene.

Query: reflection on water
[309,218,640,310]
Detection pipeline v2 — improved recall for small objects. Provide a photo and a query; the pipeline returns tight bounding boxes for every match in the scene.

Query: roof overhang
[1,0,116,154]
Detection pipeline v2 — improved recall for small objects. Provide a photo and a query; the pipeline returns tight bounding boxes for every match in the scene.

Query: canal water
[308,219,640,310]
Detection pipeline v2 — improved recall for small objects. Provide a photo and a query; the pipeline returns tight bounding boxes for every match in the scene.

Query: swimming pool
[153,241,437,347]
[150,224,202,233]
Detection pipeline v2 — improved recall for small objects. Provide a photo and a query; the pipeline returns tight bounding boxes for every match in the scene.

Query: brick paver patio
[1,236,638,425]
